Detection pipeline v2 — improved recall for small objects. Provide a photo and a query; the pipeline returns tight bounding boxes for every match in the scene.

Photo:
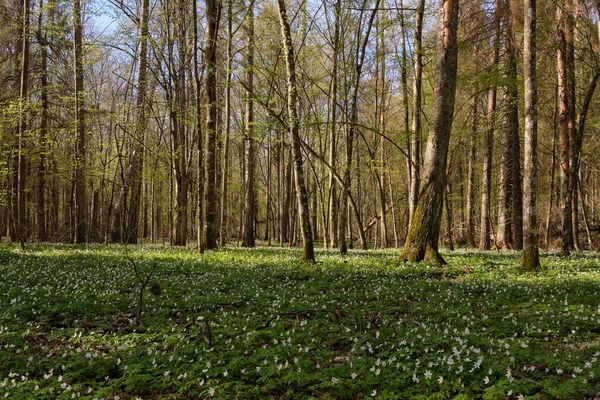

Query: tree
[110,0,150,244]
[408,0,425,227]
[203,0,219,250]
[72,0,86,244]
[242,0,256,248]
[275,0,315,263]
[522,0,541,271]
[479,0,500,251]
[556,0,575,254]
[399,0,460,265]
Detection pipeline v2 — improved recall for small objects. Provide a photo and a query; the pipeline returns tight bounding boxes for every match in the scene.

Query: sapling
[124,240,157,327]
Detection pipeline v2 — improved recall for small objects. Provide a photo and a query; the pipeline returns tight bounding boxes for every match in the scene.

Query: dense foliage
[1,245,600,398]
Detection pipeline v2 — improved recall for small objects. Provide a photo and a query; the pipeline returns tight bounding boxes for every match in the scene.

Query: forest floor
[1,244,600,399]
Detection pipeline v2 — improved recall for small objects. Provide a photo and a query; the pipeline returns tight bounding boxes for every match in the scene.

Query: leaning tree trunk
[522,0,541,271]
[399,0,459,265]
[275,0,315,263]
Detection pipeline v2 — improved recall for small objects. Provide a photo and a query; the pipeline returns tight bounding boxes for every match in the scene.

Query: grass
[1,244,600,399]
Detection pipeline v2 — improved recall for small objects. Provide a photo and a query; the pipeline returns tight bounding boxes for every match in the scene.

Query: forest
[2,0,600,398]
[0,0,598,264]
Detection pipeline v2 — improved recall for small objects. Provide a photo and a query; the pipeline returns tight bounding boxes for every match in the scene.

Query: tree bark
[242,1,255,248]
[275,0,315,263]
[339,0,379,254]
[203,0,219,249]
[73,0,86,244]
[219,0,233,247]
[556,0,575,254]
[409,0,425,227]
[465,95,477,248]
[522,0,541,271]
[399,0,459,265]
[36,0,48,242]
[480,0,500,250]
[327,0,341,249]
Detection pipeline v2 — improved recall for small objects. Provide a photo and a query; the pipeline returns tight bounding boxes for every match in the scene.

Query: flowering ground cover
[1,244,600,399]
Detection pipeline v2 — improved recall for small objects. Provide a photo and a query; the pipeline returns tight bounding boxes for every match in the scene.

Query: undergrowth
[1,244,600,399]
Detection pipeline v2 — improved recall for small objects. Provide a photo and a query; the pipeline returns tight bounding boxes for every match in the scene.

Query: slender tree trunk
[557,0,575,254]
[522,0,541,271]
[465,95,477,248]
[203,0,219,249]
[327,0,341,249]
[480,1,500,250]
[111,0,150,244]
[36,0,48,241]
[275,0,315,263]
[377,4,388,248]
[445,181,454,251]
[546,93,558,250]
[399,0,460,265]
[339,0,379,254]
[505,7,523,250]
[73,0,86,244]
[242,1,255,248]
[409,0,425,226]
[194,0,204,253]
[219,0,233,247]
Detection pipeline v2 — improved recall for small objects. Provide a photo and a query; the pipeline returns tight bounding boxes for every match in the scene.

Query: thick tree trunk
[275,0,315,263]
[522,0,541,271]
[399,0,459,265]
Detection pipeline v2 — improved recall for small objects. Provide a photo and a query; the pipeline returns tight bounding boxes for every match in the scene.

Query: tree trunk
[522,0,541,271]
[12,0,30,247]
[242,1,255,248]
[465,95,477,248]
[399,0,459,265]
[409,0,425,227]
[203,0,219,249]
[275,0,315,263]
[36,0,48,241]
[505,7,523,250]
[219,0,232,247]
[480,1,500,250]
[327,0,341,249]
[73,0,86,244]
[339,0,379,254]
[557,0,575,254]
